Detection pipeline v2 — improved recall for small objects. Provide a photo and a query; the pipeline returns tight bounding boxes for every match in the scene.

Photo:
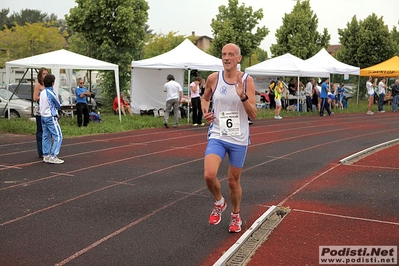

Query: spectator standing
[366,76,378,115]
[199,78,206,96]
[377,78,386,113]
[337,83,345,109]
[113,92,133,116]
[312,81,320,111]
[163,74,183,128]
[328,83,337,109]
[274,78,283,119]
[305,78,314,112]
[268,80,276,109]
[288,77,296,95]
[33,67,48,158]
[75,79,92,127]
[190,76,204,126]
[39,74,63,164]
[392,79,399,112]
[319,78,332,116]
[201,43,256,233]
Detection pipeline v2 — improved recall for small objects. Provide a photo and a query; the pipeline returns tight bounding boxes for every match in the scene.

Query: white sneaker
[367,111,374,115]
[43,155,50,163]
[378,110,385,113]
[49,157,64,164]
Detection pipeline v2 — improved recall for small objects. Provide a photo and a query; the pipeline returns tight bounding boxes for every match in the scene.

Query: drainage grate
[225,206,291,266]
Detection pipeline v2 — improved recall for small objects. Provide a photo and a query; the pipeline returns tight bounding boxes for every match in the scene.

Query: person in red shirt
[113,92,133,116]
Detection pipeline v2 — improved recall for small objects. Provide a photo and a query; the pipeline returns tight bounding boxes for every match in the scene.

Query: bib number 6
[226,118,233,128]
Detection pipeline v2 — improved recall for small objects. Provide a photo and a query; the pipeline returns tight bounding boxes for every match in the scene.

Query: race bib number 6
[219,111,241,136]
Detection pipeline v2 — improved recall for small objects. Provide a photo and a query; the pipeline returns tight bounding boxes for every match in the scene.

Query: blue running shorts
[205,138,248,168]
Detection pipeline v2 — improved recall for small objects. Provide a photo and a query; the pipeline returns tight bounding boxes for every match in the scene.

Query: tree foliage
[0,22,67,67]
[390,23,399,54]
[9,9,51,25]
[66,0,149,95]
[0,8,13,30]
[0,8,60,30]
[241,47,268,69]
[209,0,268,60]
[270,0,329,59]
[336,13,397,69]
[335,14,398,98]
[143,31,186,59]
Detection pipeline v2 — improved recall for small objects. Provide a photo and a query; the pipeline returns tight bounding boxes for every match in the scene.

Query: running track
[0,112,398,265]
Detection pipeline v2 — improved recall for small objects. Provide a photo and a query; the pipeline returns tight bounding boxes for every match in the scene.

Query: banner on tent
[253,76,277,93]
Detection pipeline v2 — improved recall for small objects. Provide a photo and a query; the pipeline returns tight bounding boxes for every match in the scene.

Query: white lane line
[293,208,399,226]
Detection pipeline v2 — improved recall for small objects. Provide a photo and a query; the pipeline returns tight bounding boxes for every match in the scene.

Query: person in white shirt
[305,78,314,112]
[163,74,183,128]
[377,78,386,113]
[366,76,378,115]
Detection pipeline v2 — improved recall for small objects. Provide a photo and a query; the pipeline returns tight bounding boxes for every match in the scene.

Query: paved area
[0,111,398,266]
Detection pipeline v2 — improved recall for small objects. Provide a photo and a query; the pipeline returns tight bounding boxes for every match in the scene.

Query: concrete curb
[213,205,277,266]
[339,138,399,164]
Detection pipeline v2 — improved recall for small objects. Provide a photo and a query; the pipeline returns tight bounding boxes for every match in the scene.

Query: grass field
[0,99,371,138]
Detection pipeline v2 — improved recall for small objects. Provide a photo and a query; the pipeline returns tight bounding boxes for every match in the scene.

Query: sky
[2,0,398,55]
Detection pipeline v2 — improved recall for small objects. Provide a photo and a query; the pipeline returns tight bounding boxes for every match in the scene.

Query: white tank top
[207,71,250,146]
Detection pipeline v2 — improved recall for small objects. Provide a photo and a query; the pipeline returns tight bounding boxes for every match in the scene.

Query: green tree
[241,47,268,69]
[66,0,149,95]
[9,9,57,25]
[0,22,67,67]
[336,13,397,69]
[209,0,268,61]
[391,24,399,54]
[0,8,13,30]
[270,0,329,59]
[143,31,186,59]
[336,14,397,98]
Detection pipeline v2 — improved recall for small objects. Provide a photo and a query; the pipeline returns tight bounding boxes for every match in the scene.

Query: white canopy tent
[305,48,360,75]
[245,53,330,77]
[245,53,330,110]
[305,48,360,104]
[131,39,223,116]
[5,49,122,121]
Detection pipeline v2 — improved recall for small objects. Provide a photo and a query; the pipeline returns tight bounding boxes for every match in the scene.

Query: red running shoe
[209,200,227,225]
[229,213,242,233]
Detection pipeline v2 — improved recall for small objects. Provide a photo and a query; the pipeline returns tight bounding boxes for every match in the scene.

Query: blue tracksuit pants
[41,116,63,158]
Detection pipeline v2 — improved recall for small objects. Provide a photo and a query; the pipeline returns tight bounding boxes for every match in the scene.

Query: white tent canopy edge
[5,49,122,121]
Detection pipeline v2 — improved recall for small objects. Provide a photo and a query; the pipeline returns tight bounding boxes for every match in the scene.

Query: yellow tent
[360,56,399,77]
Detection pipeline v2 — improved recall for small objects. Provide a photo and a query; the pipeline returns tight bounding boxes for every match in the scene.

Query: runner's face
[222,45,241,70]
